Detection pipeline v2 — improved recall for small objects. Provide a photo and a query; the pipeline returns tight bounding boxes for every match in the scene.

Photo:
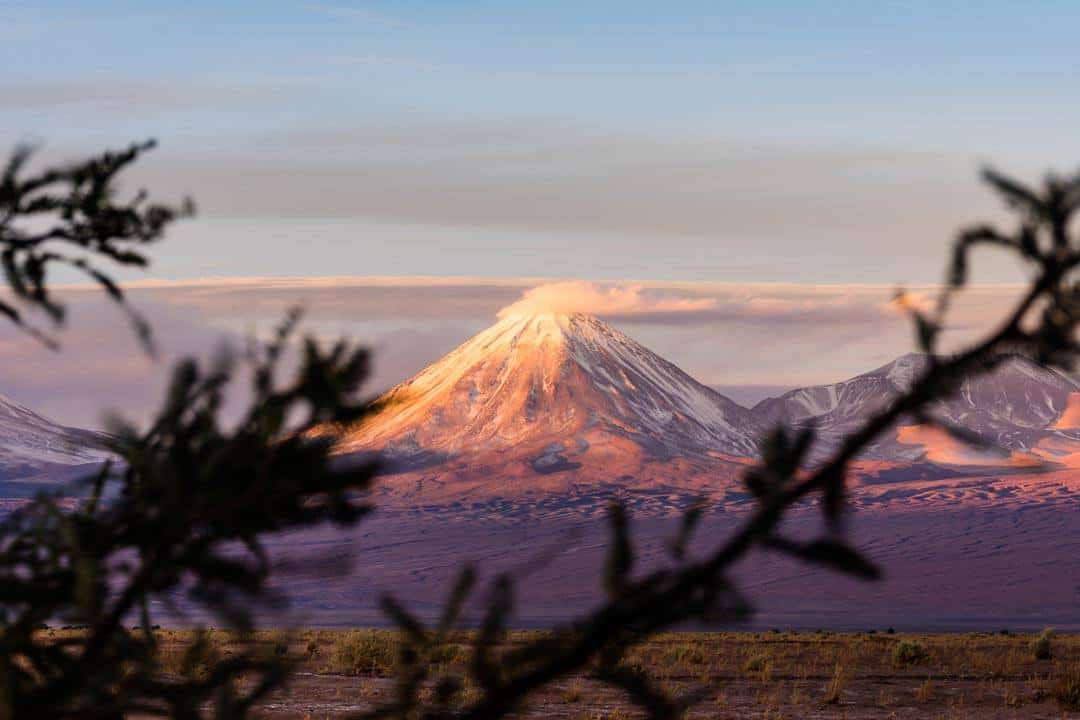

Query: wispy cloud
[0,82,292,111]
[116,119,1009,286]
[0,277,1025,428]
[496,281,717,319]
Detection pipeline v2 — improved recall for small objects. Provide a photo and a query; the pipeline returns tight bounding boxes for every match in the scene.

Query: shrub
[892,641,929,666]
[1032,628,1055,660]
[328,630,400,676]
[663,642,708,667]
[1054,664,1080,711]
[743,654,770,673]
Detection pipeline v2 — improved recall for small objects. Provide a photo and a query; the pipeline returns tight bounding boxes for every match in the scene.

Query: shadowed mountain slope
[0,393,108,483]
[753,353,1080,462]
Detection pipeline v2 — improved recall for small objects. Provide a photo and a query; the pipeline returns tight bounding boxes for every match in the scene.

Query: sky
[1,1,1077,426]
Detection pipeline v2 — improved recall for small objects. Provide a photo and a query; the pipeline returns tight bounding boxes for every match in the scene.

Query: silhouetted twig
[0,140,192,352]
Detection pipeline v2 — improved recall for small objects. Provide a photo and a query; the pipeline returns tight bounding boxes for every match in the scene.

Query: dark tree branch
[0,140,192,353]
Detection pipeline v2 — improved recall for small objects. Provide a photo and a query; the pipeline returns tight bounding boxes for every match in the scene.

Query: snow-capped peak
[752,352,1080,460]
[332,312,759,465]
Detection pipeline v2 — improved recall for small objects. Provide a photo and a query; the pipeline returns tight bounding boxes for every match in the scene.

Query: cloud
[112,119,1025,287]
[59,275,1016,337]
[0,82,290,112]
[29,118,1034,285]
[494,280,951,328]
[2,277,1026,427]
[0,294,240,429]
[496,281,716,319]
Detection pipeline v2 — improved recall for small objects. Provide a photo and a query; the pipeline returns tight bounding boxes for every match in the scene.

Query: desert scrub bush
[1032,628,1054,660]
[265,629,291,658]
[328,630,400,676]
[1055,664,1080,711]
[743,653,770,673]
[663,642,708,668]
[273,636,289,657]
[892,640,930,666]
[154,629,221,681]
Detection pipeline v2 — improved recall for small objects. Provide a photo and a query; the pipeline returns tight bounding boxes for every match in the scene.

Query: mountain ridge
[328,313,1080,493]
[4,312,1079,491]
[753,352,1080,461]
[0,393,110,483]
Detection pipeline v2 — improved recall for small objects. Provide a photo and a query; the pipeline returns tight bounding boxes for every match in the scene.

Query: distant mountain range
[752,352,1080,463]
[7,312,1080,495]
[323,312,1080,500]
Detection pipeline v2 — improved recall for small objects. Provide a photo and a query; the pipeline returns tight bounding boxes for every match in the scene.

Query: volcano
[329,312,757,498]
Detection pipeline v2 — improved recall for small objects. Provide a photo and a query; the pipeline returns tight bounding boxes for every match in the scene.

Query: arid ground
[252,465,1080,630]
[111,629,1080,718]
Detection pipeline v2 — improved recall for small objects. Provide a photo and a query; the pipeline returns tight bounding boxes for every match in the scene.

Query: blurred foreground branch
[0,140,192,352]
[0,310,380,718]
[0,142,380,718]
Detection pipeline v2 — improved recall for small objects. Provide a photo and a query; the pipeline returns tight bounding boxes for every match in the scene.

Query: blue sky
[1,2,1077,424]
[3,1,1080,283]
[7,1,1080,143]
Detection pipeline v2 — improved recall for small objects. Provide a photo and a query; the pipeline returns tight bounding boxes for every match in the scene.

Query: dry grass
[822,663,849,704]
[1032,627,1054,660]
[915,676,935,703]
[1055,663,1080,711]
[43,627,1080,718]
[326,629,400,676]
[892,639,930,666]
